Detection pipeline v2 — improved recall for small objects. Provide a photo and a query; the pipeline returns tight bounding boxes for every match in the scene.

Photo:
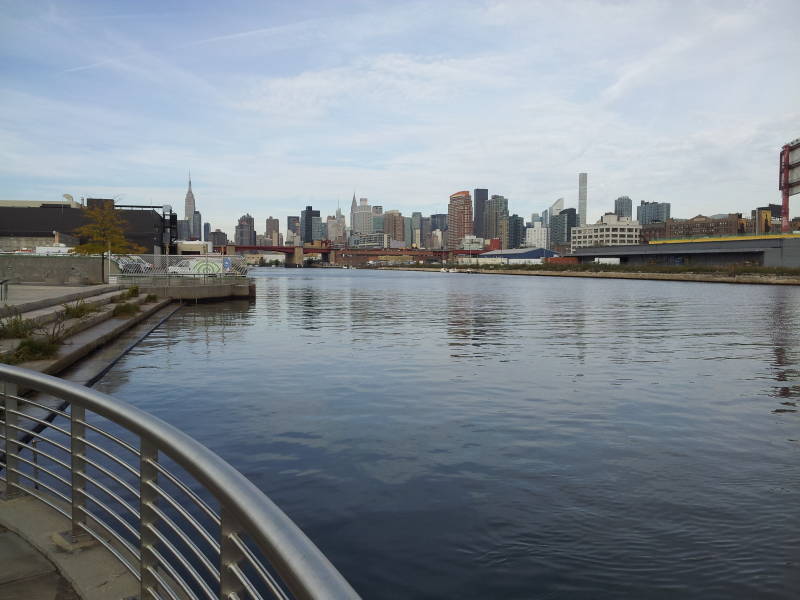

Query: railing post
[140,441,159,599]
[220,507,244,599]
[70,404,86,539]
[2,381,20,498]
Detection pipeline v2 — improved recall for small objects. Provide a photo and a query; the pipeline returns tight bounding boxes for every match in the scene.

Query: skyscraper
[507,214,525,249]
[546,198,564,227]
[637,201,671,225]
[265,216,280,244]
[300,206,320,243]
[203,222,210,242]
[350,194,357,231]
[473,188,488,238]
[383,210,404,243]
[578,173,587,226]
[287,216,300,236]
[430,213,448,232]
[485,194,509,241]
[447,191,472,250]
[551,208,578,247]
[614,196,633,219]
[184,174,196,220]
[191,210,202,241]
[234,214,256,246]
[353,198,373,235]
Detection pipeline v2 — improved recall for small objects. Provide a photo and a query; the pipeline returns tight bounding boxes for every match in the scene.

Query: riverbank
[376,266,800,285]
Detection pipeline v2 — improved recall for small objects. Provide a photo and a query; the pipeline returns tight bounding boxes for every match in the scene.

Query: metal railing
[0,364,359,600]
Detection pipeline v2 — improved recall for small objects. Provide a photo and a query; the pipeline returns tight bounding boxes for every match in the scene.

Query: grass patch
[144,293,158,302]
[0,312,36,339]
[62,299,96,319]
[112,302,140,317]
[2,338,61,365]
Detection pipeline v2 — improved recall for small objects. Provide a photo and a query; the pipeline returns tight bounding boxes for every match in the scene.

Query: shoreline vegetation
[374,263,800,285]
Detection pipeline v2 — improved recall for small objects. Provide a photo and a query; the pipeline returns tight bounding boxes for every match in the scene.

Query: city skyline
[2,1,798,229]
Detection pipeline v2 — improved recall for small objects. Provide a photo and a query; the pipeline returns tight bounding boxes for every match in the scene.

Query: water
[95,269,800,598]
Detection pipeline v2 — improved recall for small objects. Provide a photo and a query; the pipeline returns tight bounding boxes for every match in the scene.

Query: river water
[95,269,800,599]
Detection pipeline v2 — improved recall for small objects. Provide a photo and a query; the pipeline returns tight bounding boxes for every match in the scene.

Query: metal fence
[0,364,359,600]
[112,255,250,286]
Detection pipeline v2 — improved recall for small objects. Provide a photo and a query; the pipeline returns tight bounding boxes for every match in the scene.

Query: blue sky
[1,0,798,234]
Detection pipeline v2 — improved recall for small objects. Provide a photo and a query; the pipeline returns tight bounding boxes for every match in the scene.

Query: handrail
[0,363,359,600]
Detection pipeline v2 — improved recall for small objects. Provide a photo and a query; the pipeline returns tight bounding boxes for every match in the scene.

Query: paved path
[0,524,79,600]
[2,284,118,308]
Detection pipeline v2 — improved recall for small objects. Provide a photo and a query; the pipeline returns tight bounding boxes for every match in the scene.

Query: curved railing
[0,364,359,600]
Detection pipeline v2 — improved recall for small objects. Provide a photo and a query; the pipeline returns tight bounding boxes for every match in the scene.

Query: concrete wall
[0,255,119,284]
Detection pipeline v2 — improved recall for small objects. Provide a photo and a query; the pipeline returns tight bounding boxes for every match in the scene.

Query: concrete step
[0,284,125,318]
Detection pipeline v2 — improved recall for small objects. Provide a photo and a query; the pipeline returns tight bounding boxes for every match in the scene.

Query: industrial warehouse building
[571,236,800,268]
[458,247,560,265]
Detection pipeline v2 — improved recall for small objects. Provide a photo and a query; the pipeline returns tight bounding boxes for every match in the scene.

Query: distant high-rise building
[530,212,542,225]
[191,210,202,240]
[287,216,300,238]
[637,201,671,225]
[508,214,525,249]
[546,198,564,227]
[485,195,509,242]
[353,198,373,235]
[447,191,472,250]
[350,194,357,231]
[300,206,320,243]
[430,213,448,232]
[184,174,196,220]
[421,216,432,248]
[265,216,280,243]
[234,214,256,246]
[524,222,549,249]
[404,217,412,248]
[209,229,228,247]
[578,173,587,226]
[203,222,210,242]
[383,210,404,243]
[177,219,190,240]
[473,188,488,238]
[614,196,633,219]
[372,205,383,215]
[550,208,578,247]
[372,214,384,232]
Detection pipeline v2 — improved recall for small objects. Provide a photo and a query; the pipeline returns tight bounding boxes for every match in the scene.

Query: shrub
[112,302,140,317]
[62,299,96,319]
[4,338,61,364]
[0,312,36,339]
[127,285,140,297]
[144,293,158,302]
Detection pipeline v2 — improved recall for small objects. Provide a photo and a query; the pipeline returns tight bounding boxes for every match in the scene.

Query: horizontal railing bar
[7,481,71,519]
[76,418,140,457]
[76,435,140,478]
[229,563,265,600]
[81,453,140,499]
[147,480,220,554]
[147,501,220,582]
[76,488,141,541]
[75,469,139,519]
[5,409,70,436]
[146,523,216,600]
[231,534,290,600]
[5,423,71,454]
[76,505,140,562]
[75,520,140,581]
[8,468,71,504]
[14,437,71,471]
[147,459,220,525]
[14,397,70,419]
[148,547,200,600]
[12,453,70,488]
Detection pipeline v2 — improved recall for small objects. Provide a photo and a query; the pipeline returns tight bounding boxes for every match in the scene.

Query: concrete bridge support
[285,246,305,267]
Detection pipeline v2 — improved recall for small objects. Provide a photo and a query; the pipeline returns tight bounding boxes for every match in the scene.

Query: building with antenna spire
[184,172,196,220]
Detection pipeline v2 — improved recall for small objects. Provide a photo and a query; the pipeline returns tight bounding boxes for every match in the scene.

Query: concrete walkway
[0,523,79,600]
[1,284,123,316]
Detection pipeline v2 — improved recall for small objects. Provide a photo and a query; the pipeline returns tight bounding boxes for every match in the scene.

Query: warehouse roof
[478,247,559,259]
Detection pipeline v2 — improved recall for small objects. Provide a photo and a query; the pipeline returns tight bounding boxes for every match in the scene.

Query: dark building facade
[300,206,320,243]
[473,188,488,238]
[0,203,165,253]
[287,216,300,237]
[234,214,256,246]
[614,196,632,219]
[637,200,671,225]
[430,213,448,232]
[507,214,525,249]
[550,208,578,246]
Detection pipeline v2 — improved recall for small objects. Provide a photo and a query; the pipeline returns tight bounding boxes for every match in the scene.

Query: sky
[1,0,798,235]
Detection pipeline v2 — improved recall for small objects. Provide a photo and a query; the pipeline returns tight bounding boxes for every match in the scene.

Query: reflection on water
[95,270,800,599]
